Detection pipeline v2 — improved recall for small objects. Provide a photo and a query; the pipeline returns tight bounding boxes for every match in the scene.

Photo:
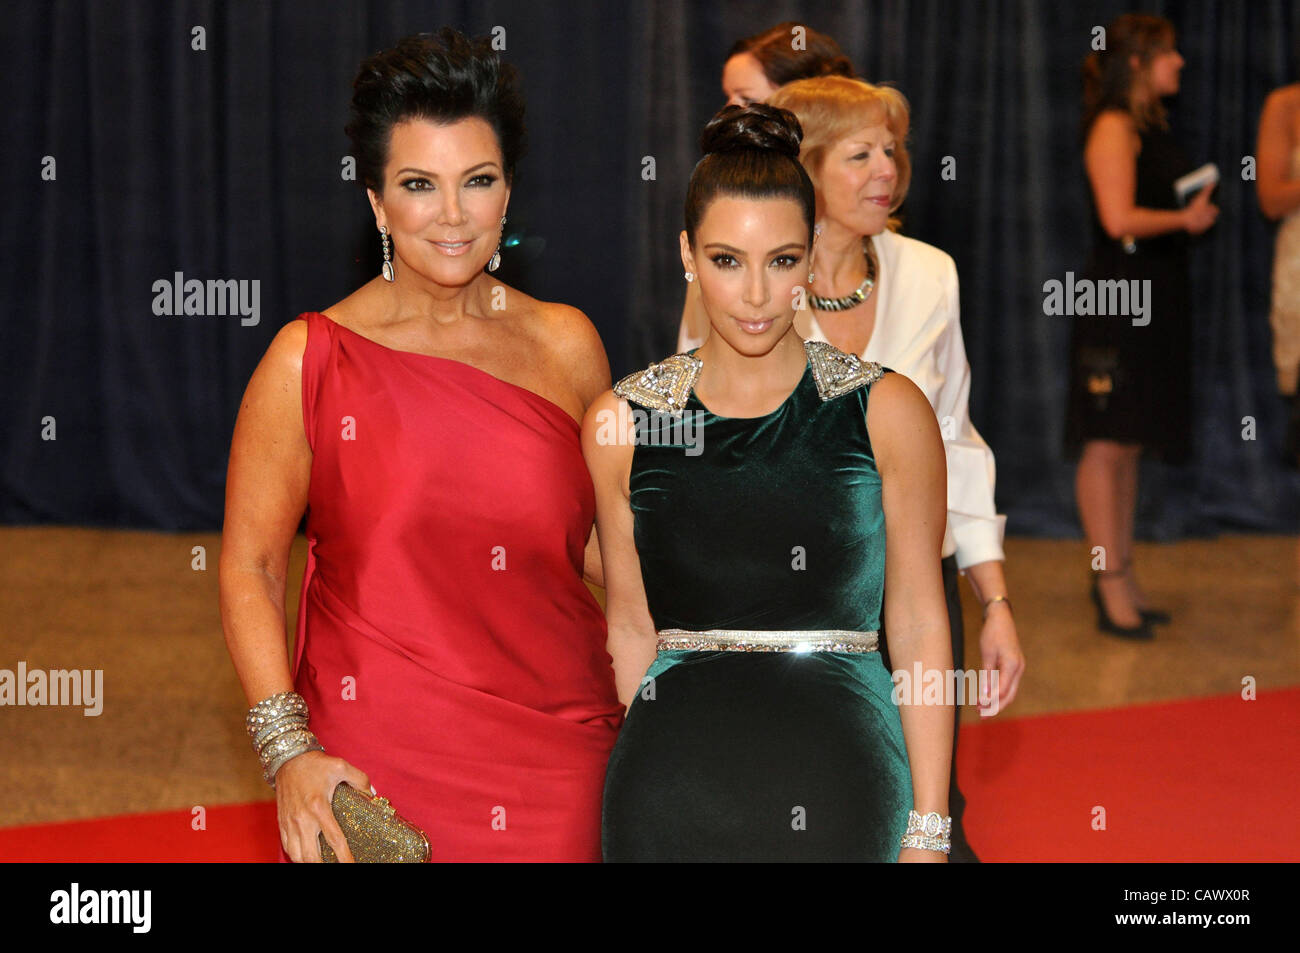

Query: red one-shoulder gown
[283,311,622,862]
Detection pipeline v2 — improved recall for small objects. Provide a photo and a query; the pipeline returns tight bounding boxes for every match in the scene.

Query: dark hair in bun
[684,104,816,245]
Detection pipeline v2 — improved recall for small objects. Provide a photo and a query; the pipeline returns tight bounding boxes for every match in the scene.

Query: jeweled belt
[656,628,879,654]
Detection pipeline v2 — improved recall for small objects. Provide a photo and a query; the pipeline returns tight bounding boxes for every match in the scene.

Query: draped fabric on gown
[284,311,622,862]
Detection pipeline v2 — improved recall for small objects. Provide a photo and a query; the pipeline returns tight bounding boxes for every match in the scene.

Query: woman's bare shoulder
[1262,84,1300,128]
[1087,109,1139,145]
[1264,83,1300,108]
[580,386,637,488]
[506,287,600,347]
[517,293,610,398]
[541,299,605,357]
[260,316,309,378]
[867,368,929,411]
[865,370,942,460]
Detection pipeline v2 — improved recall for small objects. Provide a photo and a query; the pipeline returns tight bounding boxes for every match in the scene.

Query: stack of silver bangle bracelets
[245,690,323,787]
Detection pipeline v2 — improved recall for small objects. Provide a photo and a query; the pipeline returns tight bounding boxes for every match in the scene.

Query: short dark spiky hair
[345,28,527,194]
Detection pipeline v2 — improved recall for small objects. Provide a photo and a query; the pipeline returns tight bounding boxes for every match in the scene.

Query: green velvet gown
[601,342,914,861]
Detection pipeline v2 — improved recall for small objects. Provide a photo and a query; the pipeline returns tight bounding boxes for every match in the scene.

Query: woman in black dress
[1065,14,1218,639]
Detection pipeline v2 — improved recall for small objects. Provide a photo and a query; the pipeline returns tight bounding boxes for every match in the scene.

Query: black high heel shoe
[1090,570,1154,640]
[1119,558,1171,625]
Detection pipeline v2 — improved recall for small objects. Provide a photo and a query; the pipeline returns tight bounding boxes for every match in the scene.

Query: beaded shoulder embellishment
[613,352,703,415]
[804,339,885,400]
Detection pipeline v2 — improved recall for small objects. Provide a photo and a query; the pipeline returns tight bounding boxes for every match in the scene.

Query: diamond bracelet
[246,691,324,787]
[906,810,953,838]
[900,833,952,854]
[900,810,953,854]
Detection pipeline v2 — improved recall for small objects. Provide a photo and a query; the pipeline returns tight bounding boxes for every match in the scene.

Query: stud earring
[379,225,394,282]
[684,271,695,282]
[488,215,506,272]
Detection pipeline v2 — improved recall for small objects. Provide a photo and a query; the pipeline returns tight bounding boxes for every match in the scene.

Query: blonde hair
[769,76,911,231]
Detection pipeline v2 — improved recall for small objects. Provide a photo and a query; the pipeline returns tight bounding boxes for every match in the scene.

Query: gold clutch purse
[318,782,430,863]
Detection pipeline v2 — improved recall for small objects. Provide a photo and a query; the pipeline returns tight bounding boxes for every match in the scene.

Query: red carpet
[0,801,281,862]
[960,687,1300,861]
[2,688,1296,862]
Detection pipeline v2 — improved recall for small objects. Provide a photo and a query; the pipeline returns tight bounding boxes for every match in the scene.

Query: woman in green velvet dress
[582,104,954,862]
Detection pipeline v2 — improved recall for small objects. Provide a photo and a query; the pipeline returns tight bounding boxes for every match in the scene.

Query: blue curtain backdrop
[2,0,1297,540]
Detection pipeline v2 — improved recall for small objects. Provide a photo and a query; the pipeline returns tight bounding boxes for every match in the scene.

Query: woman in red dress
[219,29,622,862]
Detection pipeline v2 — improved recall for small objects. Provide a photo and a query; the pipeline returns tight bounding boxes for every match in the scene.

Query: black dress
[1065,121,1195,464]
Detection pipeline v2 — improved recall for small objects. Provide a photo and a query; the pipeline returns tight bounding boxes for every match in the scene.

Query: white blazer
[677,228,1006,570]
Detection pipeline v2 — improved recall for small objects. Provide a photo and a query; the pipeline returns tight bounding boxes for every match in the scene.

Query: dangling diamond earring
[379,225,394,282]
[488,215,506,272]
[809,222,823,283]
